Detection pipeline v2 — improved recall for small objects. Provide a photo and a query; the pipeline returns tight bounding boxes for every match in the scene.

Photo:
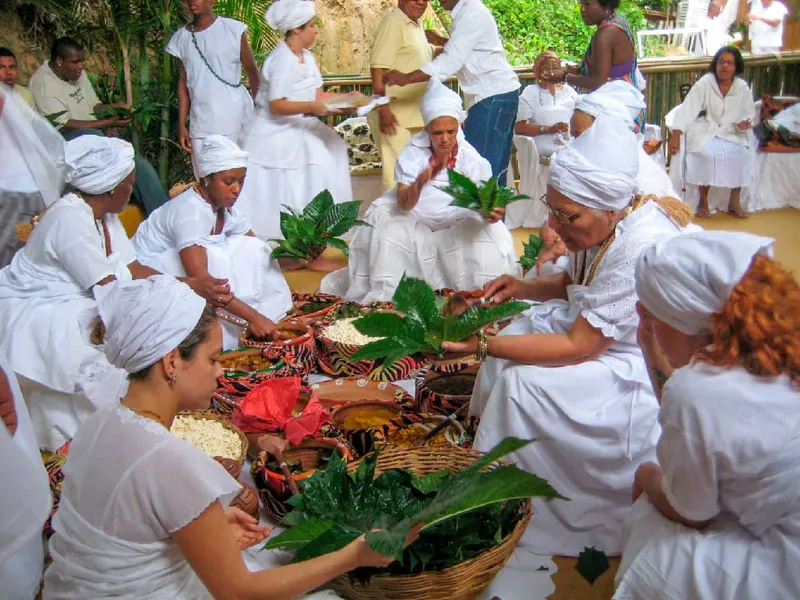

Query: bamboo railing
[321,51,800,131]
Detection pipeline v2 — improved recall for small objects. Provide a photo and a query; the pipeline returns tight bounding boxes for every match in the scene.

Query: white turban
[421,79,465,126]
[575,80,646,130]
[549,113,639,210]
[64,136,135,195]
[195,135,249,179]
[636,231,775,335]
[87,276,208,373]
[265,0,316,33]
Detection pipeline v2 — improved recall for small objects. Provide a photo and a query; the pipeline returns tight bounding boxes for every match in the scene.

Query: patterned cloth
[41,439,71,539]
[335,117,382,173]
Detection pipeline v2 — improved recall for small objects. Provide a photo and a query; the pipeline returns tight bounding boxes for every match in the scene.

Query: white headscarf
[575,80,646,130]
[548,113,639,211]
[64,136,135,195]
[87,276,208,374]
[635,231,775,335]
[266,0,316,33]
[195,135,249,179]
[421,79,466,126]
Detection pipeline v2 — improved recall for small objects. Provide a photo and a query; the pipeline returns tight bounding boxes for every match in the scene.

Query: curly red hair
[697,255,800,385]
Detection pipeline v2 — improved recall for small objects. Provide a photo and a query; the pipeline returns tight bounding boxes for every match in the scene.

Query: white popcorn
[322,317,384,346]
[170,415,243,460]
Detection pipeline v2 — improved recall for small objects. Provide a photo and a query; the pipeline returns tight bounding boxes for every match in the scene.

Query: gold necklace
[128,407,168,429]
[579,197,645,286]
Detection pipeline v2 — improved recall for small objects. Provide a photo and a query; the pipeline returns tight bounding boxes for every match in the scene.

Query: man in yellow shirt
[369,0,434,190]
[0,48,34,108]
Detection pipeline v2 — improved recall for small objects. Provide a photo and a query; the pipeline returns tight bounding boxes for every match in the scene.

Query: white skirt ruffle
[685,137,752,188]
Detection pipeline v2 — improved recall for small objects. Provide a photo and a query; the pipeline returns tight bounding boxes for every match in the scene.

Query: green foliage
[576,546,610,585]
[519,234,544,274]
[43,111,68,129]
[270,190,368,261]
[350,275,528,367]
[265,437,566,577]
[441,170,529,217]
[214,0,282,62]
[482,0,646,65]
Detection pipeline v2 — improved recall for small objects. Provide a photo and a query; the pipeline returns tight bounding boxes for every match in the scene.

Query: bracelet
[476,330,488,363]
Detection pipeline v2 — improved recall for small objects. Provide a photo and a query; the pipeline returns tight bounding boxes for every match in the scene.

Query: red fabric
[231,377,331,445]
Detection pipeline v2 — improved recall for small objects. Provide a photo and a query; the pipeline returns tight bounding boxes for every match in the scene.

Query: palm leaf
[214,0,281,61]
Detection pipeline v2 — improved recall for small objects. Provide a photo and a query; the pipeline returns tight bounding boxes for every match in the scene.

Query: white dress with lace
[470,201,686,557]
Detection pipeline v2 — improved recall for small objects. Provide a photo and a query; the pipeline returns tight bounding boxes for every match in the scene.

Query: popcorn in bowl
[171,414,243,461]
[321,317,384,346]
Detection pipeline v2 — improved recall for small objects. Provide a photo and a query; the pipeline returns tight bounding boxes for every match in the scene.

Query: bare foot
[695,206,711,219]
[726,208,749,219]
[278,258,308,271]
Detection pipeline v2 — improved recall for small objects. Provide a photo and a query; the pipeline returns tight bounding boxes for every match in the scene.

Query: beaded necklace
[189,20,243,89]
[74,191,113,257]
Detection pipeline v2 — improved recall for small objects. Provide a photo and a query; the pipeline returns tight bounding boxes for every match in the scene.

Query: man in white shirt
[384,0,520,187]
[748,0,789,54]
[700,1,732,56]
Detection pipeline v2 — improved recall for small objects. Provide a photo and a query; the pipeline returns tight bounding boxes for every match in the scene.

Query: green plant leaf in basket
[519,234,545,273]
[263,518,336,551]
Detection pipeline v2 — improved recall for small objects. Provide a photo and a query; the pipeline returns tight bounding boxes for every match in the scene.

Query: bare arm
[565,27,622,92]
[483,271,571,305]
[60,116,122,132]
[269,96,328,117]
[240,33,260,99]
[396,164,437,211]
[634,462,711,529]
[127,260,161,280]
[177,63,192,153]
[515,121,563,136]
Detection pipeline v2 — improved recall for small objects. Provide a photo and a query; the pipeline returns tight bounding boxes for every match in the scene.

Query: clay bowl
[332,400,404,456]
[239,319,317,376]
[310,378,412,409]
[416,366,479,416]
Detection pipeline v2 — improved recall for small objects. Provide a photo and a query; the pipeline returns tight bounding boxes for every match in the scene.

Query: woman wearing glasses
[666,47,755,218]
[442,114,694,557]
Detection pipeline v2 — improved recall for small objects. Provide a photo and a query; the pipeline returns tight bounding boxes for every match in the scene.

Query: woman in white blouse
[237,0,353,239]
[44,276,412,600]
[615,231,800,599]
[133,136,292,349]
[667,46,755,218]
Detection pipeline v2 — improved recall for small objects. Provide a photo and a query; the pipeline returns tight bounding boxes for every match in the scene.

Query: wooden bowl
[230,482,260,519]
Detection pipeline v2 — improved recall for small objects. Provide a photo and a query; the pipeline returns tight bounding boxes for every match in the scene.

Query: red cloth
[231,377,331,445]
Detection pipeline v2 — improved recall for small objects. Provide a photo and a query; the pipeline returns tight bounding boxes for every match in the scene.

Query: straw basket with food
[288,291,342,324]
[170,412,248,466]
[264,439,566,600]
[239,319,317,375]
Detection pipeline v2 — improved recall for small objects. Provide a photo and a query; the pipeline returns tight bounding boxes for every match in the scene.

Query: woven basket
[415,367,479,416]
[328,445,532,600]
[239,320,318,376]
[289,292,342,324]
[173,411,249,467]
[168,181,194,199]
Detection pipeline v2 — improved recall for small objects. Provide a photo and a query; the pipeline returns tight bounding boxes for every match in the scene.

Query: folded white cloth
[195,135,248,178]
[265,0,316,33]
[64,136,134,195]
[421,79,466,125]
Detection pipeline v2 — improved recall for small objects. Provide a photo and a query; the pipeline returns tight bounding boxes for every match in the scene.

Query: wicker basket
[415,367,479,416]
[328,445,532,600]
[239,319,318,376]
[289,292,342,324]
[172,411,249,466]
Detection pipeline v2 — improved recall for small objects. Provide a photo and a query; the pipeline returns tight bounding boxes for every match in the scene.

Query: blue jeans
[463,89,519,187]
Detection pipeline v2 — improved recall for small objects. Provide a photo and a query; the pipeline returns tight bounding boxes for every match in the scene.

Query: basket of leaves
[415,366,479,416]
[264,438,566,600]
[251,437,353,522]
[289,291,342,324]
[269,190,369,266]
[315,303,424,382]
[440,170,530,219]
[519,233,544,277]
[239,320,318,376]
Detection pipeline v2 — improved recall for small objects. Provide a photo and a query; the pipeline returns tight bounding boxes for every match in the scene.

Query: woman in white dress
[43,276,416,599]
[667,46,755,218]
[237,0,353,239]
[133,136,292,349]
[614,231,800,599]
[321,79,517,303]
[442,114,694,557]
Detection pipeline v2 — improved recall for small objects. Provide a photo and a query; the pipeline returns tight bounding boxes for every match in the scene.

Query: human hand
[483,274,528,304]
[378,106,398,136]
[0,368,17,436]
[632,478,644,503]
[383,70,409,87]
[350,523,423,568]
[425,30,448,46]
[186,275,234,308]
[483,206,505,223]
[667,133,681,156]
[736,119,752,131]
[179,126,192,153]
[552,122,569,134]
[549,67,568,83]
[309,101,334,117]
[115,117,133,128]
[440,335,479,355]
[535,237,568,276]
[247,314,279,341]
[225,506,271,550]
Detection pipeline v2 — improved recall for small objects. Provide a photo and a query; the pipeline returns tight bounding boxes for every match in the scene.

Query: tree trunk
[158,0,173,187]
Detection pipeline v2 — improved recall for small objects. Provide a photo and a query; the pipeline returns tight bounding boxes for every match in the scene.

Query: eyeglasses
[717,60,736,67]
[538,193,588,224]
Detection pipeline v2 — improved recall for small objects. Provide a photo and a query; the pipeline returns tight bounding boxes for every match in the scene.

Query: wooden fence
[321,51,800,131]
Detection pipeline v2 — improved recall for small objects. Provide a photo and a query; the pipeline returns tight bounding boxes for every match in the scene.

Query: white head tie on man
[635,231,775,335]
[548,112,639,211]
[195,135,249,179]
[421,78,466,126]
[265,0,316,33]
[87,275,207,373]
[575,80,646,129]
[64,136,135,195]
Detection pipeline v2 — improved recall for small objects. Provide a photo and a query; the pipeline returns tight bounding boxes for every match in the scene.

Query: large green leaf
[324,237,350,257]
[519,234,545,272]
[302,189,335,223]
[263,519,335,551]
[440,170,530,216]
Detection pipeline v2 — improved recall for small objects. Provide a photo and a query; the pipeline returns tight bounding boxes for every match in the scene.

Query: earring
[169,372,177,387]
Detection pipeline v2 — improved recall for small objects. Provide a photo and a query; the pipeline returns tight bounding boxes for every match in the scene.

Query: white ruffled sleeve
[517,86,537,123]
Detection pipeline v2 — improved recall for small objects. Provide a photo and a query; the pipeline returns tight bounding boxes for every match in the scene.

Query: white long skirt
[685,137,752,188]
[138,236,292,349]
[320,203,518,303]
[471,311,660,556]
[506,135,550,229]
[237,128,353,240]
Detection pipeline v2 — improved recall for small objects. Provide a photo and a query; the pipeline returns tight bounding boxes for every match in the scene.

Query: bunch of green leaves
[332,301,365,320]
[44,111,68,129]
[519,234,544,275]
[93,105,138,121]
[270,190,368,261]
[264,437,567,576]
[349,275,528,367]
[440,170,529,218]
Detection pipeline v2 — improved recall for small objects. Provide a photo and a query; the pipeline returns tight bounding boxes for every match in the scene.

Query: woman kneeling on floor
[133,135,292,349]
[321,79,517,303]
[614,231,800,599]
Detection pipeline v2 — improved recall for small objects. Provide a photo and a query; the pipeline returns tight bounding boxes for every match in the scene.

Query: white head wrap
[265,0,317,33]
[575,80,646,130]
[195,135,249,179]
[64,136,135,195]
[421,79,465,126]
[549,113,639,210]
[635,231,775,335]
[86,276,208,373]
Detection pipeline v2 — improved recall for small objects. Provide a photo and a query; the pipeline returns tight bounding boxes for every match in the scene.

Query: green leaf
[352,312,406,338]
[444,301,530,343]
[350,337,421,363]
[325,237,350,257]
[44,110,68,129]
[411,470,451,494]
[365,521,410,561]
[576,547,610,585]
[302,190,335,223]
[263,519,336,551]
[292,524,361,563]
